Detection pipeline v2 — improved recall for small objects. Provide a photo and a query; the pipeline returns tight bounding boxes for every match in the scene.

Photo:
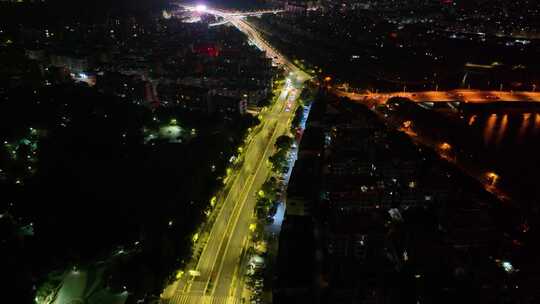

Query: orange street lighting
[486,172,499,186]
[487,172,498,179]
[402,120,412,129]
[439,142,451,151]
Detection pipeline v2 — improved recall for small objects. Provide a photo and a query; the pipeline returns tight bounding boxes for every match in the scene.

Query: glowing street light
[486,172,499,186]
[176,270,184,279]
[402,120,412,129]
[249,223,257,232]
[439,142,451,151]
[195,4,207,12]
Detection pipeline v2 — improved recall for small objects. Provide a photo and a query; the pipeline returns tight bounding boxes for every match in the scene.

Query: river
[460,110,540,202]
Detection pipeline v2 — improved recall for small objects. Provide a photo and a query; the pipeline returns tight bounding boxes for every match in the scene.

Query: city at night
[1,0,540,303]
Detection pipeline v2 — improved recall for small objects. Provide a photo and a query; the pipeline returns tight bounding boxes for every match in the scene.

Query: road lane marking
[187,111,274,294]
[203,102,285,294]
[210,120,278,294]
[211,101,292,294]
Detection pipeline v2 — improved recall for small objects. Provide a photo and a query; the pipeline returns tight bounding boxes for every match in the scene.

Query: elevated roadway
[334,89,540,104]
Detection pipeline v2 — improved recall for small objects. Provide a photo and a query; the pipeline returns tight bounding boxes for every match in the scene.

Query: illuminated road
[166,82,301,304]
[163,5,308,304]
[334,89,540,104]
[224,9,284,17]
[183,4,309,80]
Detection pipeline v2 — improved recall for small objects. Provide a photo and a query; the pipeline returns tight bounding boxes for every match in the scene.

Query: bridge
[226,9,284,17]
[186,4,283,18]
[181,4,309,79]
[209,10,283,27]
[334,89,540,105]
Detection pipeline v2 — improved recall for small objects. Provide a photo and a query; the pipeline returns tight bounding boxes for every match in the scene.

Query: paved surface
[183,4,310,81]
[334,89,540,104]
[163,6,308,304]
[167,85,301,304]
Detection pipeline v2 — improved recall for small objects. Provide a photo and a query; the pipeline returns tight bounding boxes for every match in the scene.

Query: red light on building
[194,44,220,57]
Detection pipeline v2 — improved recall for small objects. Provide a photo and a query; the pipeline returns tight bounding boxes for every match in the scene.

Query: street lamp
[486,172,499,186]
[439,142,451,151]
[195,4,207,12]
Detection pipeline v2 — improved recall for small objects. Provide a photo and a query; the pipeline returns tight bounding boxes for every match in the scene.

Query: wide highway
[162,4,308,304]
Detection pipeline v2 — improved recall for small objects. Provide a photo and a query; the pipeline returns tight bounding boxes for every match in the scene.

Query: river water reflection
[461,110,540,200]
